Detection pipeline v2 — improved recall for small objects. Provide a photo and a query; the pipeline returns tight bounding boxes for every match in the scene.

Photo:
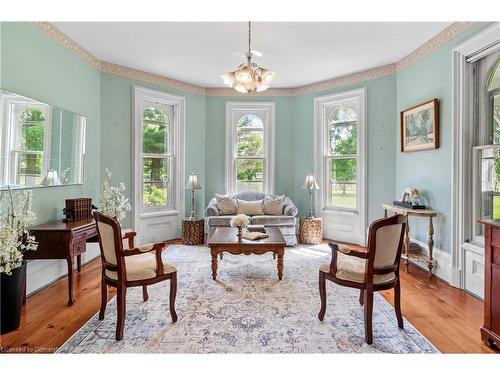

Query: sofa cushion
[263,194,285,215]
[237,199,264,216]
[215,193,238,215]
[251,215,296,226]
[206,215,234,227]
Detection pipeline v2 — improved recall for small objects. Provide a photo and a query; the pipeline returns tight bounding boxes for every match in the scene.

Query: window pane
[143,106,169,123]
[493,95,500,144]
[236,158,263,192]
[143,123,169,154]
[143,182,168,207]
[18,153,42,175]
[237,114,263,129]
[143,157,169,183]
[237,130,264,157]
[478,148,500,221]
[329,158,357,209]
[19,108,45,151]
[330,122,357,155]
[330,107,357,124]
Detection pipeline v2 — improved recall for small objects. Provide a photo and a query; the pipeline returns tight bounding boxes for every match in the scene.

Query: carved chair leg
[318,271,327,321]
[116,286,126,340]
[394,278,404,329]
[142,285,149,302]
[99,274,107,320]
[364,288,374,345]
[359,289,364,305]
[169,273,178,323]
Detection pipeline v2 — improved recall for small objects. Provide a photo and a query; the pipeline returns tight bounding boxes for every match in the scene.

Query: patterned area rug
[58,244,438,353]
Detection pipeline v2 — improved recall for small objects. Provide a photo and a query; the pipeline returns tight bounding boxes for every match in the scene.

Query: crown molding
[32,21,476,97]
[396,22,475,72]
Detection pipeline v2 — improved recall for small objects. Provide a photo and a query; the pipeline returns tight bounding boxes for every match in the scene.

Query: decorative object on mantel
[99,169,131,223]
[383,203,437,277]
[230,214,250,238]
[185,173,202,219]
[220,21,275,94]
[63,198,93,222]
[302,173,319,219]
[400,98,439,152]
[393,187,426,209]
[0,187,38,334]
[40,169,62,186]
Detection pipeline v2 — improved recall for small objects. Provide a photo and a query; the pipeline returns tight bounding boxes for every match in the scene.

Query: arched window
[142,104,173,208]
[225,102,275,193]
[327,106,358,209]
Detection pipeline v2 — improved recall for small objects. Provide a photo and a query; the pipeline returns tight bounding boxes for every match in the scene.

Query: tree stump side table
[299,217,323,245]
[182,218,205,245]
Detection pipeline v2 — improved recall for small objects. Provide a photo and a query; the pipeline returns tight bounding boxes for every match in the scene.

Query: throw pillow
[263,195,285,215]
[236,198,264,216]
[215,193,238,215]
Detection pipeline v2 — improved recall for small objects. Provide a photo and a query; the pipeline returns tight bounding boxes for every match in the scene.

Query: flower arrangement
[230,214,250,238]
[0,188,38,275]
[99,169,132,223]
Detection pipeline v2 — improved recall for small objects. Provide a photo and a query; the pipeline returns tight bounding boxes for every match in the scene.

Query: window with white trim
[225,102,275,194]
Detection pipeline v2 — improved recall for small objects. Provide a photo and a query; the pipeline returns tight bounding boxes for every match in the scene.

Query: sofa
[205,191,298,246]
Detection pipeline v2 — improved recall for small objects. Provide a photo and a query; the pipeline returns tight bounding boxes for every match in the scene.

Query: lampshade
[185,174,202,190]
[40,169,62,186]
[302,173,319,191]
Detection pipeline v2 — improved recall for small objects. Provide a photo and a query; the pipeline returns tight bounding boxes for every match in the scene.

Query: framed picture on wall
[400,98,439,152]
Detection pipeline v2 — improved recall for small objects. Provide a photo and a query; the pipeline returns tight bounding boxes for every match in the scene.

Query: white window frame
[314,88,367,245]
[225,102,275,194]
[132,86,185,237]
[451,22,500,289]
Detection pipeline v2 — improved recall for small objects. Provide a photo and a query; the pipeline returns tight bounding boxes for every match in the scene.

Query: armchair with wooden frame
[318,215,406,344]
[93,212,178,340]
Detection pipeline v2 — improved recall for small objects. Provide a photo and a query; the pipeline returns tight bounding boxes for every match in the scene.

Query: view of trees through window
[142,105,170,207]
[16,107,45,184]
[328,107,358,209]
[236,114,264,192]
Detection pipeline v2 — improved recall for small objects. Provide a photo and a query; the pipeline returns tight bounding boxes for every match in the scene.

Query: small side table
[299,217,323,245]
[182,218,205,245]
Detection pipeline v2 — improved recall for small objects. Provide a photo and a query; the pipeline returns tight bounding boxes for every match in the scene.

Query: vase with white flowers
[230,214,250,239]
[99,169,132,223]
[0,187,38,334]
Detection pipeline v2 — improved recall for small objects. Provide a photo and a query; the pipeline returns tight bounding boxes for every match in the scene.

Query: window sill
[140,210,179,219]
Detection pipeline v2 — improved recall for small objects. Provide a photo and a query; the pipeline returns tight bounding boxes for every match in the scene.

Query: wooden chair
[318,215,406,344]
[93,212,178,340]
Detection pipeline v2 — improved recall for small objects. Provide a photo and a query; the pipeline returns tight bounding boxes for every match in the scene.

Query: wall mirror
[0,89,86,189]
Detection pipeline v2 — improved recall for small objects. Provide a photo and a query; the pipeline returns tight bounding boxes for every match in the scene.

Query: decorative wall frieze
[396,22,475,72]
[32,21,476,97]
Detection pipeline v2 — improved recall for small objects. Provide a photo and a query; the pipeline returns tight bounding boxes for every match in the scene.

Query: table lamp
[302,173,319,219]
[185,173,202,219]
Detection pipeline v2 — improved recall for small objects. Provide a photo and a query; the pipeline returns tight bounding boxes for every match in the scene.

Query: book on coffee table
[247,225,266,233]
[242,232,269,241]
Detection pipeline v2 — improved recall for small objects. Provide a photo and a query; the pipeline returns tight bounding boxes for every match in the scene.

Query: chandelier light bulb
[234,83,249,94]
[260,69,275,83]
[235,67,252,84]
[221,72,235,86]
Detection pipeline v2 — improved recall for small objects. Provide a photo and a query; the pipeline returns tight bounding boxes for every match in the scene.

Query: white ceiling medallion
[221,22,275,94]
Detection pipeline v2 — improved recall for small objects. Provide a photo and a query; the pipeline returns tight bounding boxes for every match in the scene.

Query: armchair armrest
[325,242,368,274]
[122,242,167,276]
[122,230,137,248]
[205,197,220,216]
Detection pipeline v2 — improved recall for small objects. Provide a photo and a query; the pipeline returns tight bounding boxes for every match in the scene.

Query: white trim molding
[314,87,368,245]
[451,23,500,288]
[224,101,275,194]
[33,22,478,97]
[132,85,185,243]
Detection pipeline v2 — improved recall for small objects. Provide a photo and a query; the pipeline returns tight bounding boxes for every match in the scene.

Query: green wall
[395,22,492,253]
[0,22,101,224]
[205,96,295,204]
[293,75,398,223]
[100,73,206,226]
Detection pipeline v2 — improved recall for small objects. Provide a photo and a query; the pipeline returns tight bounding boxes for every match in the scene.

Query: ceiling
[54,22,452,88]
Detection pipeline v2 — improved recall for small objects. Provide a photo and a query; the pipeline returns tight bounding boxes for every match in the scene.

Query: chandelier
[220,22,275,94]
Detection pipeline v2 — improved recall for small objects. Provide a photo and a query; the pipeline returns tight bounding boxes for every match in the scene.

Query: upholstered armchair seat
[105,253,177,282]
[320,253,396,285]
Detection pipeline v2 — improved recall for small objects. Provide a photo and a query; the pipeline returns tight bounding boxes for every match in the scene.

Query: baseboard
[26,243,100,296]
[408,237,452,284]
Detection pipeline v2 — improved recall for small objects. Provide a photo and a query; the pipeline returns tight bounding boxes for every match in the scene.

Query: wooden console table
[383,204,437,276]
[24,219,98,305]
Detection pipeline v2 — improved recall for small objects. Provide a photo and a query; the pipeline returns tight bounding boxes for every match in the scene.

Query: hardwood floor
[0,247,497,353]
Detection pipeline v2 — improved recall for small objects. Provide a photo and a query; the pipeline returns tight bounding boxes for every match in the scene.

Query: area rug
[58,244,438,353]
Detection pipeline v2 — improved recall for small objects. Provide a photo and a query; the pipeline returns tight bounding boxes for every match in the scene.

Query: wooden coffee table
[207,227,286,280]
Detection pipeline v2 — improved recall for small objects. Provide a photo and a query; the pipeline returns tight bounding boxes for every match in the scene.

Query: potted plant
[0,188,38,334]
[99,169,131,223]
